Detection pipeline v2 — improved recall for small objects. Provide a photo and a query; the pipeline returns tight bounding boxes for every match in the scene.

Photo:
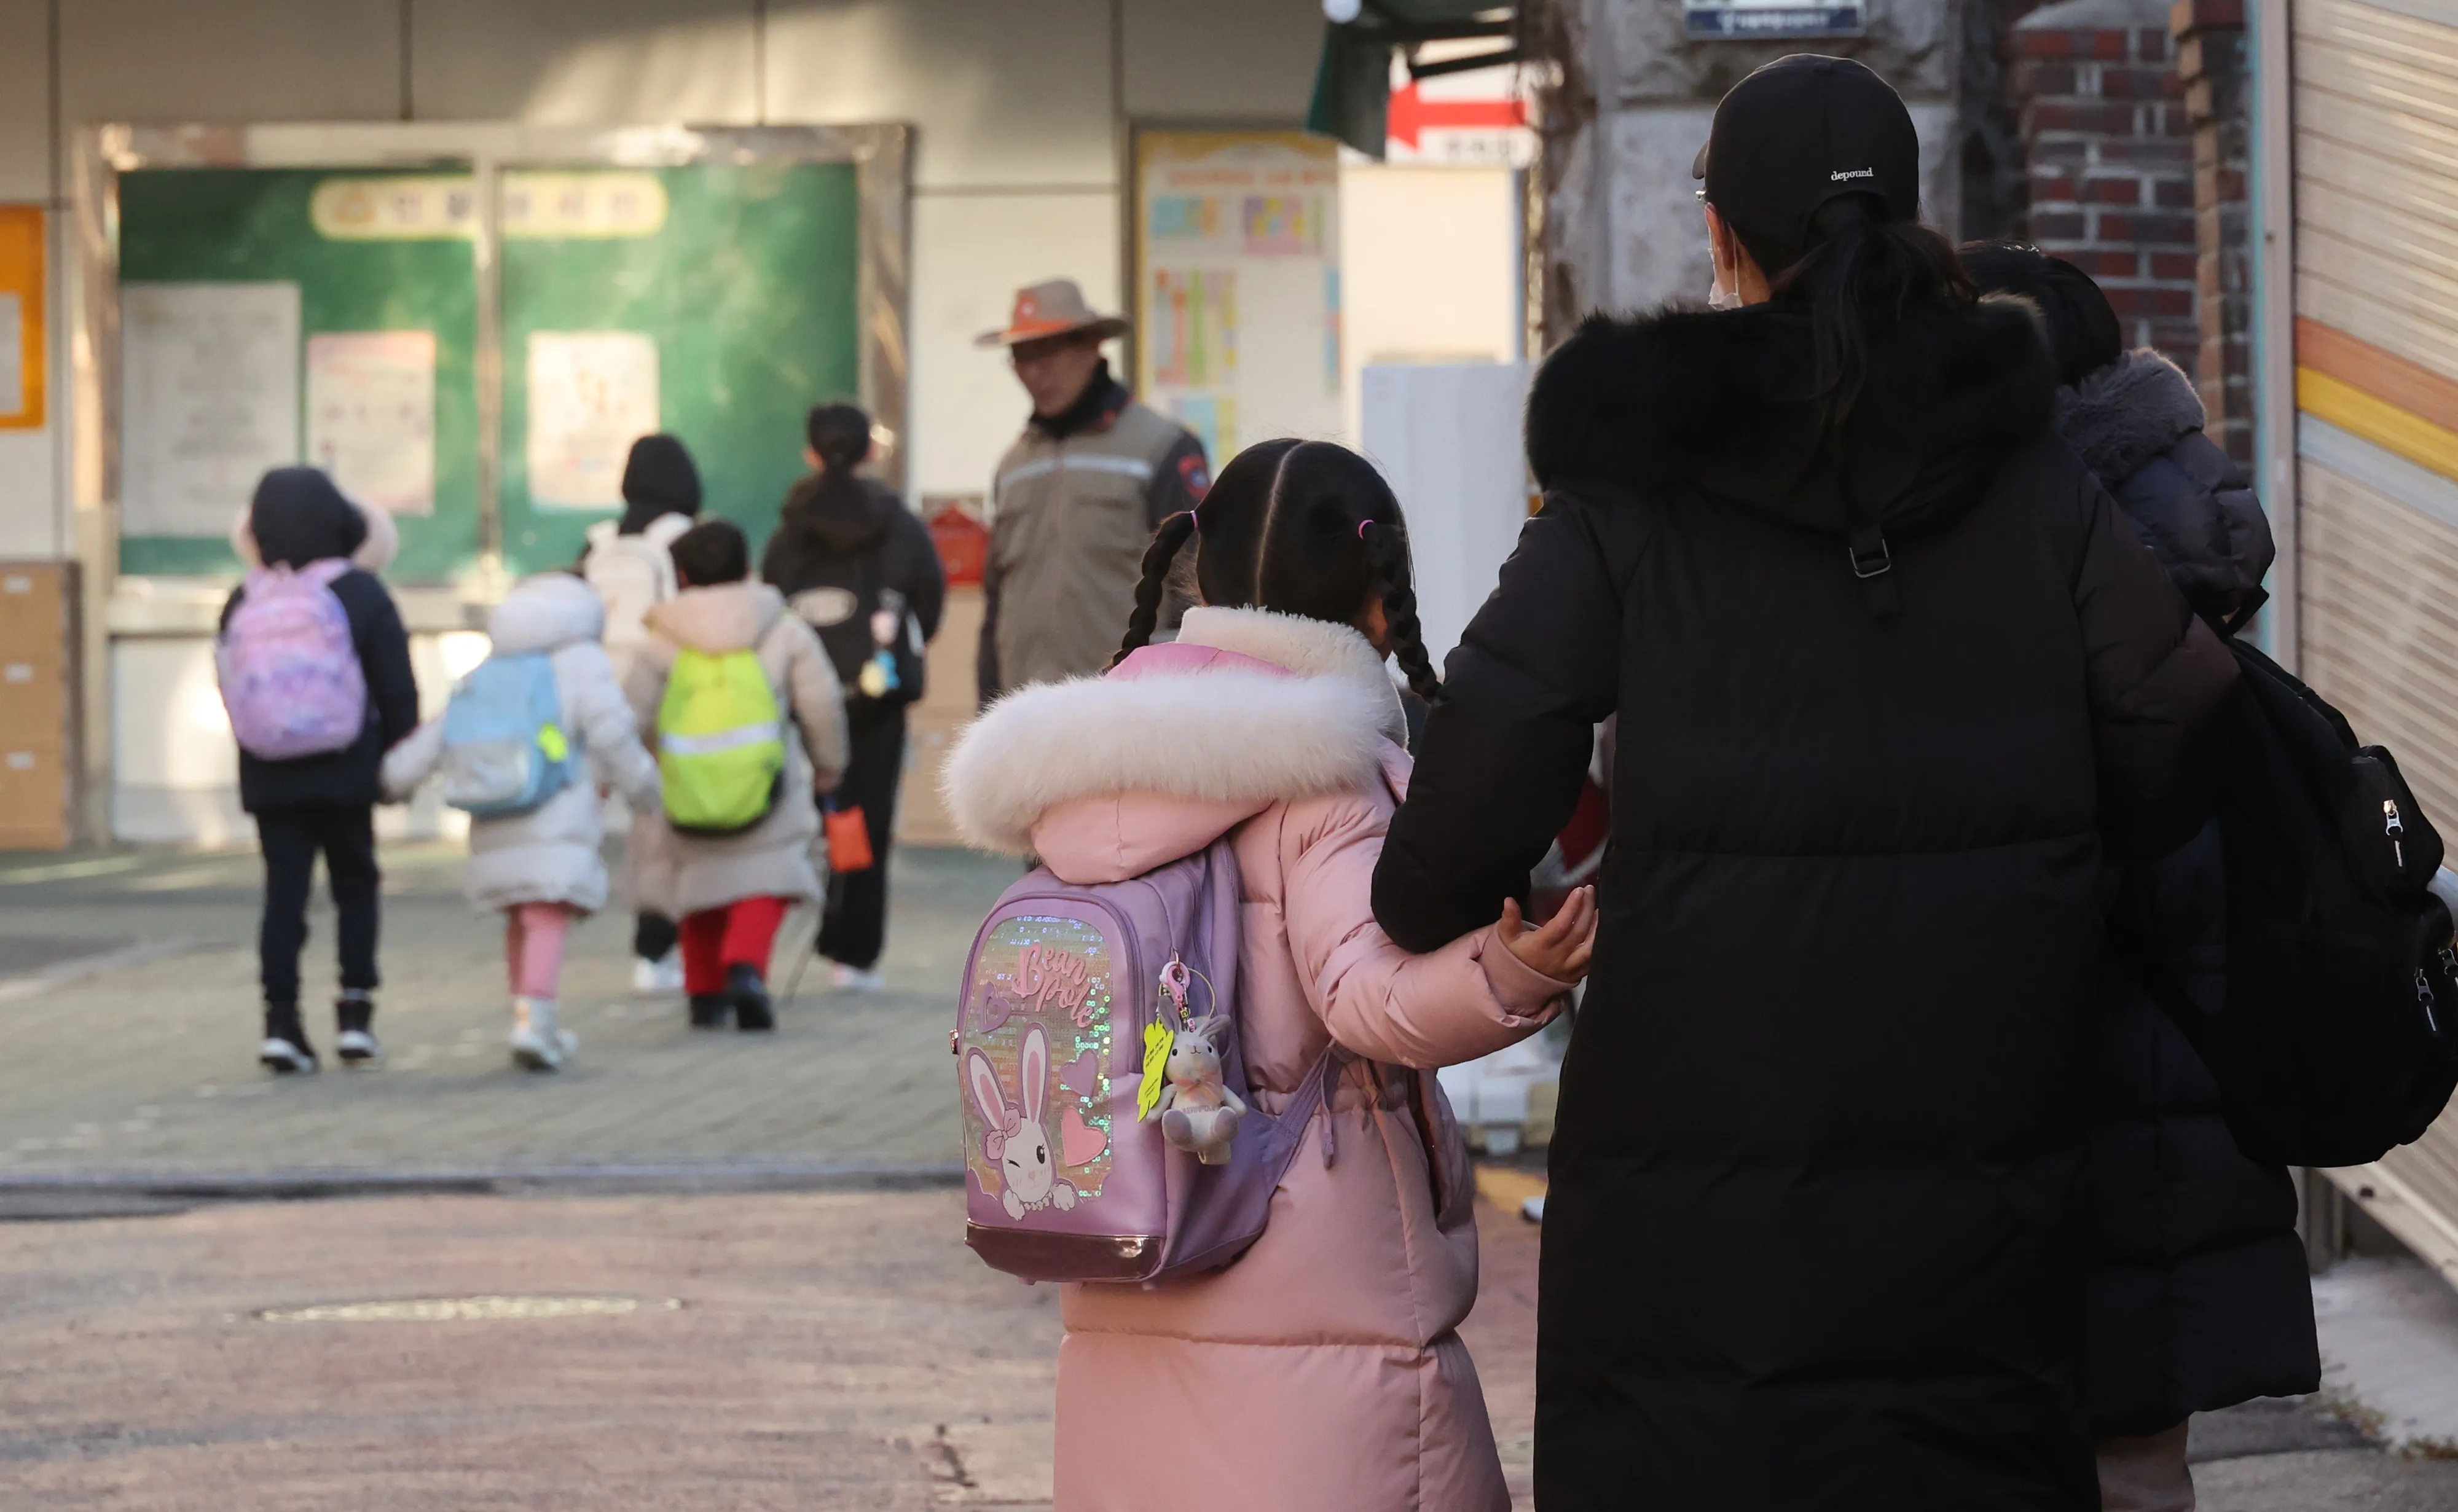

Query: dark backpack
[2165,641,2458,1167]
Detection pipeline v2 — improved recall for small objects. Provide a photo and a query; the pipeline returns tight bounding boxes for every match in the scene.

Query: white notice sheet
[307,331,436,516]
[527,331,659,510]
[122,282,302,538]
[0,294,24,420]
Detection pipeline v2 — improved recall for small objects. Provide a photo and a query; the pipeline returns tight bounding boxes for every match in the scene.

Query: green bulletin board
[501,161,861,574]
[115,160,863,583]
[117,168,481,580]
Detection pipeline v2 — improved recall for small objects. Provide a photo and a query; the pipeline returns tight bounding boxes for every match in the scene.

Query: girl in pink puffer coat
[941,439,1596,1512]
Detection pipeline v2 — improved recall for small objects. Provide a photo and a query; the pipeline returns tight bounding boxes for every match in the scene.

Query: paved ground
[0,844,1007,1185]
[3,1183,2452,1512]
[1,844,2455,1508]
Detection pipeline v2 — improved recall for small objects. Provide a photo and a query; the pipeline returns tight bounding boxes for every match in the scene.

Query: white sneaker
[334,1028,382,1065]
[831,963,887,993]
[509,997,579,1071]
[259,1036,319,1075]
[632,951,684,995]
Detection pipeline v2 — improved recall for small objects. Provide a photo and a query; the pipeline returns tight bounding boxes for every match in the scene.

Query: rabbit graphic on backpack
[967,1024,1079,1220]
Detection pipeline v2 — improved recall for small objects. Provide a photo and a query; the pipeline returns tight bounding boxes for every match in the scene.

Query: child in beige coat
[624,519,849,1031]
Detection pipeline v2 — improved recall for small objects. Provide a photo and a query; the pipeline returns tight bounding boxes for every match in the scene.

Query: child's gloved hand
[1499,885,1597,983]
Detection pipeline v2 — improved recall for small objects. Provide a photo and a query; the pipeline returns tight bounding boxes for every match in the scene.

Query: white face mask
[1707,243,1741,310]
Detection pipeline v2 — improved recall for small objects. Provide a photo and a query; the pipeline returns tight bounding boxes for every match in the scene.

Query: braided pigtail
[1112,509,1200,667]
[1362,520,1441,703]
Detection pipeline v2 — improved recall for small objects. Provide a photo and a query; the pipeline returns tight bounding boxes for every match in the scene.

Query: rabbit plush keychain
[1142,958,1246,1165]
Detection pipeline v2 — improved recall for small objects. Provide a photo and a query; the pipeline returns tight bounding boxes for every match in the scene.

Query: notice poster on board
[122,281,302,538]
[1136,131,1343,460]
[307,331,436,516]
[527,331,659,509]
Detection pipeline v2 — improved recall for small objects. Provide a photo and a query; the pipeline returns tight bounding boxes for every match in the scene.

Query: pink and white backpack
[957,838,1344,1285]
[216,558,368,760]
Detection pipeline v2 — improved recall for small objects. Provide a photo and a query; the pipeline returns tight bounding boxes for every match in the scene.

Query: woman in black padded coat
[760,403,945,990]
[1372,58,2239,1511]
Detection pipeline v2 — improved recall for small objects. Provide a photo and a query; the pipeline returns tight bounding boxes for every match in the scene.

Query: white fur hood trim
[942,608,1402,856]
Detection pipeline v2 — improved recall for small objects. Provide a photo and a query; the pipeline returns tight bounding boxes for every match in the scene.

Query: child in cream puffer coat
[382,571,661,1070]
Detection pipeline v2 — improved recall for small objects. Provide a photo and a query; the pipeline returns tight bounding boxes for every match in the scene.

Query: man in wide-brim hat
[974,278,1209,704]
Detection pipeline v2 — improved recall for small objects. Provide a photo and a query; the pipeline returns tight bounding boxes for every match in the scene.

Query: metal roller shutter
[2292,0,2458,1283]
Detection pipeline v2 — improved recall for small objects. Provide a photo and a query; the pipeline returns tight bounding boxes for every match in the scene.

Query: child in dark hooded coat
[1964,241,2315,1512]
[221,466,420,1073]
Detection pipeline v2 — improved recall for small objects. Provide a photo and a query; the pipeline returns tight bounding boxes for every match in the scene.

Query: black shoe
[259,1003,319,1074]
[729,963,774,1032]
[688,993,730,1030]
[334,993,380,1066]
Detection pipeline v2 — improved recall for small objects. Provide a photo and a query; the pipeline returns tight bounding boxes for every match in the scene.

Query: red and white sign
[1384,60,1535,168]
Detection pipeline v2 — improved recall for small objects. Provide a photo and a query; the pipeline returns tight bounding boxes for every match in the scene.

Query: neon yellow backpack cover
[658,647,787,834]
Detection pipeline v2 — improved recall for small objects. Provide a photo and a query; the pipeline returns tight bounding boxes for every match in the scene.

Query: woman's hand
[1499,885,1597,983]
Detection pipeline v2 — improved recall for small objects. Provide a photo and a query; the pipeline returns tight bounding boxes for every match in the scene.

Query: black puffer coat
[2067,350,2319,1436]
[218,468,419,814]
[760,475,946,703]
[1374,299,2238,1510]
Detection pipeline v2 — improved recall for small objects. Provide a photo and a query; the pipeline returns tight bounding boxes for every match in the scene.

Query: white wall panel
[0,430,58,561]
[409,0,757,124]
[908,191,1118,501]
[1122,0,1322,121]
[764,0,1115,190]
[61,0,401,128]
[0,0,50,201]
[1340,164,1518,443]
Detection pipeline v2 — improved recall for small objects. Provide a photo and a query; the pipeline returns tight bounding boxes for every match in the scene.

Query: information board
[117,168,481,579]
[0,206,44,430]
[498,160,861,573]
[1134,131,1344,460]
[117,160,863,580]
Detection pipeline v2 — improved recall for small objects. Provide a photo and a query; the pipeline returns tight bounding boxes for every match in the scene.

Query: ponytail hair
[787,401,882,552]
[1112,437,1441,704]
[1749,193,1976,447]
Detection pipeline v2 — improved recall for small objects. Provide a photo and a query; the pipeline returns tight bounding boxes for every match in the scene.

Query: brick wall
[2008,0,2199,377]
[2174,0,2254,466]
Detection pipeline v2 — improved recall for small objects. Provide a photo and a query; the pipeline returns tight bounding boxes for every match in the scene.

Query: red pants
[678,896,789,995]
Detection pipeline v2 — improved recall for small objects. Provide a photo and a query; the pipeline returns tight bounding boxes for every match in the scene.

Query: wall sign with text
[1684,2,1864,38]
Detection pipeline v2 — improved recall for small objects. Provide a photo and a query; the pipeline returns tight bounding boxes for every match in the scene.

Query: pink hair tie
[1356,519,1374,539]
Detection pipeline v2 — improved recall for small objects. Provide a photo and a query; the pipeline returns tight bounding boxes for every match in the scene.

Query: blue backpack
[438,652,576,818]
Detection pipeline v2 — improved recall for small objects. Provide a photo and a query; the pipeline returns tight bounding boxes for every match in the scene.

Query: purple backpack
[216,559,368,761]
[957,838,1339,1285]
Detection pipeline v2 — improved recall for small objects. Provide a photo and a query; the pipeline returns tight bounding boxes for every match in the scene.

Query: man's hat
[1690,55,1921,268]
[975,279,1131,348]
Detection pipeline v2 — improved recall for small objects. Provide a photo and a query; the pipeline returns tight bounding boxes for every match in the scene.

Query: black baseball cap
[1691,55,1921,269]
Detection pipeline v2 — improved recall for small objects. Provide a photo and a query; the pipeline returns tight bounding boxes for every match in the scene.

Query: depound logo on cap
[1831,167,1876,181]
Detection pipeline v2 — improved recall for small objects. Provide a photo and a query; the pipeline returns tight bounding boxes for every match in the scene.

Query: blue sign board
[1684,4,1864,37]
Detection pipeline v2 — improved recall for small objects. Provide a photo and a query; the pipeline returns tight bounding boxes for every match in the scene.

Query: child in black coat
[221,467,420,1071]
[1965,241,2315,1512]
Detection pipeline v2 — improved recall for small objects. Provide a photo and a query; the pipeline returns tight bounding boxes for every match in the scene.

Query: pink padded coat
[941,606,1569,1512]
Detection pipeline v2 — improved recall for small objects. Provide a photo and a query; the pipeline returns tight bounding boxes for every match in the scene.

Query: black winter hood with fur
[1525,295,2057,542]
